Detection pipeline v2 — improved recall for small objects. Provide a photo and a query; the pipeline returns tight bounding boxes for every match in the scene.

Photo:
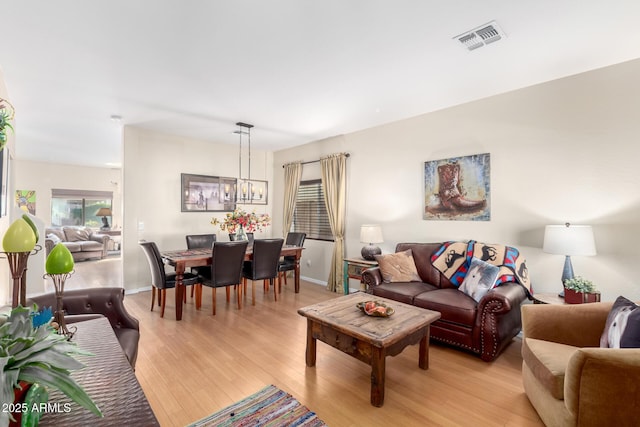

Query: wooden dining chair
[242,238,284,303]
[139,241,200,318]
[278,232,306,287]
[195,241,249,315]
[185,233,217,297]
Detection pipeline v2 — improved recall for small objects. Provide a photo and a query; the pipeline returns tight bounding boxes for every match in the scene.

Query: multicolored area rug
[186,385,327,427]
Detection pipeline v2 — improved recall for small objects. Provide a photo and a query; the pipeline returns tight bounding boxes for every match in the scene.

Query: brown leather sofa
[45,226,109,261]
[362,242,529,361]
[28,287,140,368]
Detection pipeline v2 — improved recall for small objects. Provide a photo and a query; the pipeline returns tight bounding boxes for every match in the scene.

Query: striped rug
[186,385,327,427]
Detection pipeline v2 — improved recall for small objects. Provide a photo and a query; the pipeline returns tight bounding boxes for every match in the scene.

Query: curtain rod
[282,153,350,168]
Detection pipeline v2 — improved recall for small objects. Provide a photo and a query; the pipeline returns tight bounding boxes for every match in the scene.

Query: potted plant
[0,305,102,427]
[563,276,600,304]
[0,98,14,151]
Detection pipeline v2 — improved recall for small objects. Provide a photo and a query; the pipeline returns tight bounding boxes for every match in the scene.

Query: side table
[532,292,566,305]
[343,257,378,295]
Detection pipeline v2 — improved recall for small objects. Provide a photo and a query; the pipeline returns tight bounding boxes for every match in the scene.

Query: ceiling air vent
[454,21,506,51]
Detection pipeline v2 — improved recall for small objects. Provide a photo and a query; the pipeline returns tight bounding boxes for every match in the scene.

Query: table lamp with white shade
[542,223,597,297]
[360,224,383,260]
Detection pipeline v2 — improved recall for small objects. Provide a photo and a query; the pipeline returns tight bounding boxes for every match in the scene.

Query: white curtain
[320,153,348,293]
[282,162,302,237]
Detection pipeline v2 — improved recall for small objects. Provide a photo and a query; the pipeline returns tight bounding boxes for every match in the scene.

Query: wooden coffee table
[298,293,441,407]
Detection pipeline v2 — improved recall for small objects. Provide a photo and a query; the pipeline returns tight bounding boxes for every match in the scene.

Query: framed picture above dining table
[181,173,237,212]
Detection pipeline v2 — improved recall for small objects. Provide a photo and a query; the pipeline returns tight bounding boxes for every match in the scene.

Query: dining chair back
[186,233,216,249]
[139,241,199,318]
[278,232,306,286]
[243,238,284,301]
[185,233,217,296]
[196,241,249,315]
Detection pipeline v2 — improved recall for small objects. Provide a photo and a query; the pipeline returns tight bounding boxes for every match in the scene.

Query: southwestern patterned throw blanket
[431,240,532,295]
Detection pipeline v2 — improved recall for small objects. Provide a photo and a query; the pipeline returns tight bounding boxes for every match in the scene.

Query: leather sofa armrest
[29,287,139,332]
[564,347,640,424]
[362,267,383,289]
[522,301,613,347]
[90,232,110,256]
[478,282,527,315]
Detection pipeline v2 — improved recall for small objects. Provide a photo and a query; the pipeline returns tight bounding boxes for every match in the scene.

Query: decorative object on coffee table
[543,222,597,297]
[360,224,383,260]
[44,242,76,339]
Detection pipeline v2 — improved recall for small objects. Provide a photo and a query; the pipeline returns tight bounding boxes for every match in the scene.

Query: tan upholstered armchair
[521,302,640,427]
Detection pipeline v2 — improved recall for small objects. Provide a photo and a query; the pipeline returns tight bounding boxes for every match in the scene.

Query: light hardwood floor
[123,280,543,427]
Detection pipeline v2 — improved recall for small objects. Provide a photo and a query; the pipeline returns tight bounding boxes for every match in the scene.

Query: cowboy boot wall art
[425,162,486,217]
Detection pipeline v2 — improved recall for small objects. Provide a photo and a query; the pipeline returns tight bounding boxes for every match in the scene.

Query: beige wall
[273,58,640,302]
[122,127,273,292]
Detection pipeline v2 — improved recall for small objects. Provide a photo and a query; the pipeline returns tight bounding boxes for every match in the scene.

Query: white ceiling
[3,1,640,168]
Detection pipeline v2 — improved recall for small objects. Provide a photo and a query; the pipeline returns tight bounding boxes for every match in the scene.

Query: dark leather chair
[196,241,249,315]
[28,287,140,368]
[139,241,199,318]
[278,232,306,287]
[186,233,217,296]
[186,233,216,250]
[242,238,284,302]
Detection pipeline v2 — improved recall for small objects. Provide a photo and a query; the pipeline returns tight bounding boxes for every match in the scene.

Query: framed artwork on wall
[424,153,491,221]
[16,190,36,215]
[181,173,237,212]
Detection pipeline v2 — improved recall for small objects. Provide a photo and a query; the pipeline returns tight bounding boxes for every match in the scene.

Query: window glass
[51,189,112,228]
[292,180,334,241]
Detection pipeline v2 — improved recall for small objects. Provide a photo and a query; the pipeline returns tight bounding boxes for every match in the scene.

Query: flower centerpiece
[211,208,271,237]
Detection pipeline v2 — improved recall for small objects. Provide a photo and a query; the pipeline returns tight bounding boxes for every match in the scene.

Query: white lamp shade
[543,224,596,256]
[360,224,383,244]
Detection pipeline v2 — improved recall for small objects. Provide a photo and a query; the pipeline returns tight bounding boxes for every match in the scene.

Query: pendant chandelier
[234,122,267,204]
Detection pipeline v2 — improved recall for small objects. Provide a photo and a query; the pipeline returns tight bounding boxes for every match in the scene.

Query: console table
[40,317,159,426]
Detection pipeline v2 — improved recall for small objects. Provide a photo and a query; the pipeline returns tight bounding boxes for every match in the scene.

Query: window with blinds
[292,179,334,241]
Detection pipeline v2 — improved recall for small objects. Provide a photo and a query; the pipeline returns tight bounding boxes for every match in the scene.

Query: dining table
[161,244,304,320]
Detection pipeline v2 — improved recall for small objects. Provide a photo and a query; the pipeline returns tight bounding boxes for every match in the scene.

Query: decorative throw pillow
[374,249,421,283]
[46,233,61,245]
[458,257,500,303]
[600,296,640,348]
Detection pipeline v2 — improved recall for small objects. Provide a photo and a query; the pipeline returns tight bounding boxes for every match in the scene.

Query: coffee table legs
[371,347,386,407]
[305,319,317,367]
[303,320,431,407]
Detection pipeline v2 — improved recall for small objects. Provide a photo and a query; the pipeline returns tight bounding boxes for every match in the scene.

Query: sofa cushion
[600,296,640,348]
[458,257,500,302]
[79,241,104,252]
[63,242,83,253]
[64,226,92,242]
[414,288,477,326]
[522,337,578,400]
[375,249,421,283]
[371,281,436,305]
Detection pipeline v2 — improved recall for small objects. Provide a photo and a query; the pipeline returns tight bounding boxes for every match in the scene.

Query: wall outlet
[306,259,312,267]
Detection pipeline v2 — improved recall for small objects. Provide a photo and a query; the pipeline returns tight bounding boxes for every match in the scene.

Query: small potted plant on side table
[563,276,601,304]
